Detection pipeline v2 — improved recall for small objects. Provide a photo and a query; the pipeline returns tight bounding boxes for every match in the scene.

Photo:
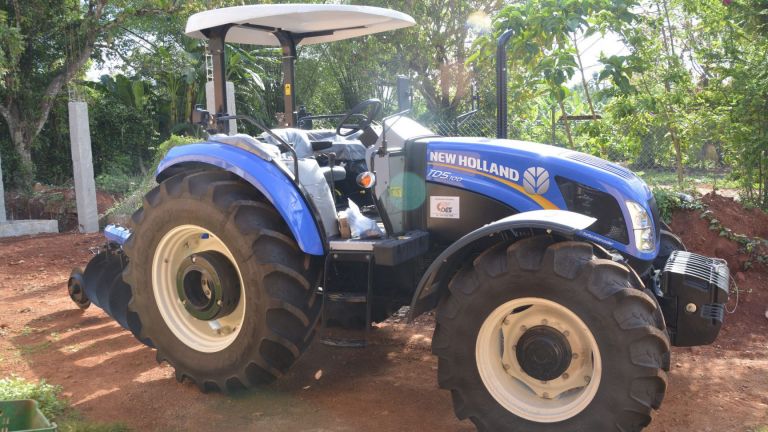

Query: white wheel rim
[152,224,245,353]
[475,297,602,423]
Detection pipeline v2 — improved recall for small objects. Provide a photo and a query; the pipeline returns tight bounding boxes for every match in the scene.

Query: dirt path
[0,227,766,431]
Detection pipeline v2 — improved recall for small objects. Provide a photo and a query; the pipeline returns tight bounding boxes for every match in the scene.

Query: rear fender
[408,210,596,320]
[156,142,325,256]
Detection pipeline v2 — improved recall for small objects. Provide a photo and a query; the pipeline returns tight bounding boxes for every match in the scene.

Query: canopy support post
[206,25,232,135]
[276,31,298,128]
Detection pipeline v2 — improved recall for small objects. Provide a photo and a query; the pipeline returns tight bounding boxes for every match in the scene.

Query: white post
[205,81,237,134]
[68,101,99,233]
[0,151,6,223]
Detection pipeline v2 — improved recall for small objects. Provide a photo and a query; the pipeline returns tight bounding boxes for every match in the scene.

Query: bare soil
[0,194,767,431]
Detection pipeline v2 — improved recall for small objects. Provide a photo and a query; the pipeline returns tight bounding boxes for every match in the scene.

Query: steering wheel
[336,99,383,137]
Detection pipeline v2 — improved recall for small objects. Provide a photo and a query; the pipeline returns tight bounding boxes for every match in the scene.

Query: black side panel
[403,139,429,231]
[426,182,517,244]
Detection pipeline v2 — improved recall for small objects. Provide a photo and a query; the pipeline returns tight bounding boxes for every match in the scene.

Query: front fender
[408,210,596,320]
[157,142,325,256]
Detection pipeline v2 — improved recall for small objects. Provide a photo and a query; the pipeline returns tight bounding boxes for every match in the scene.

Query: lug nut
[685,303,697,313]
[503,363,511,371]
[572,353,579,359]
[191,255,197,263]
[520,325,527,332]
[584,376,591,383]
[543,392,551,399]
[562,373,569,379]
[563,330,570,337]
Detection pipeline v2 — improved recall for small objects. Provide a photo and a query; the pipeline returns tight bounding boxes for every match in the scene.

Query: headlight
[626,201,655,251]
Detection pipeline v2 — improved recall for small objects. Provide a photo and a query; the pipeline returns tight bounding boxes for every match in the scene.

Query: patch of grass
[59,418,131,432]
[638,168,739,190]
[747,426,768,432]
[18,341,51,356]
[0,377,130,431]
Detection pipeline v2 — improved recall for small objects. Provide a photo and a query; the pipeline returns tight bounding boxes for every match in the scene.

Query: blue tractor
[67,5,730,431]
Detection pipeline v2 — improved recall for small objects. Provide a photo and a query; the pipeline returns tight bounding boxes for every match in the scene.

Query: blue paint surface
[156,142,325,256]
[424,137,658,260]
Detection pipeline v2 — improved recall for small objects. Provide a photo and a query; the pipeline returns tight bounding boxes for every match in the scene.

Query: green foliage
[105,134,199,219]
[1,0,768,214]
[95,173,142,195]
[651,187,703,223]
[59,419,131,432]
[0,377,68,420]
[0,376,131,431]
[652,188,684,224]
[150,134,199,171]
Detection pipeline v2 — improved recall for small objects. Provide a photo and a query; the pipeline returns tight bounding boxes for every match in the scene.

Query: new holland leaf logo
[523,167,550,195]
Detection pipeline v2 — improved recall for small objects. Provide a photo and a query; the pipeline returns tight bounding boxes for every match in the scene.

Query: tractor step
[328,230,429,266]
[318,250,375,348]
[325,292,368,303]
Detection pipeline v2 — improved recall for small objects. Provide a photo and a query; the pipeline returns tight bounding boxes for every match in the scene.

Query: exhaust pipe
[496,29,515,139]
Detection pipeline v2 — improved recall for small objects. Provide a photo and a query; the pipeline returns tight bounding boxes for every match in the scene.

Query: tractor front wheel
[433,237,669,431]
[124,169,321,392]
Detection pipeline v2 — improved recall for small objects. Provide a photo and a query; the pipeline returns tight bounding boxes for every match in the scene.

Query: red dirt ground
[0,194,766,431]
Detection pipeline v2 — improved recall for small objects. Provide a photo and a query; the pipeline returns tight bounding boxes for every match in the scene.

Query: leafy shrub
[96,173,143,195]
[0,376,130,431]
[652,187,703,223]
[104,135,199,219]
[0,376,68,419]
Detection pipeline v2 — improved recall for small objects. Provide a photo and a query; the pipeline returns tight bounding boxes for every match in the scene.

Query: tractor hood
[423,137,659,260]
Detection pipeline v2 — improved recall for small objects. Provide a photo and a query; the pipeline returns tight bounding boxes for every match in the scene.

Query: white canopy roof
[185,4,415,46]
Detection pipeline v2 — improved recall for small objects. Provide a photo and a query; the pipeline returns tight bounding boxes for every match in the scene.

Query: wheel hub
[175,251,240,321]
[515,325,572,381]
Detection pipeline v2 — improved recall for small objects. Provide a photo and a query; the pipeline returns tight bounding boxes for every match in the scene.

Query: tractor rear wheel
[433,236,669,431]
[124,169,321,392]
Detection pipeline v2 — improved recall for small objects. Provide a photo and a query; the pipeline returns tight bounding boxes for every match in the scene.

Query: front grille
[661,250,730,346]
[564,152,636,180]
[664,251,729,294]
[556,177,629,244]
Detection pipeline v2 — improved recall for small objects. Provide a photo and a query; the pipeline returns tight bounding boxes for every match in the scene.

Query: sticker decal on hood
[430,196,460,219]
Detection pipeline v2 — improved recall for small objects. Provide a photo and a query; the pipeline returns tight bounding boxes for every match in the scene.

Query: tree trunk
[558,98,575,148]
[0,149,6,222]
[9,125,33,188]
[572,36,597,119]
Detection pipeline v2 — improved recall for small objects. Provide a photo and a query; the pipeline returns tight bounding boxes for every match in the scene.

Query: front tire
[124,170,321,392]
[433,236,669,431]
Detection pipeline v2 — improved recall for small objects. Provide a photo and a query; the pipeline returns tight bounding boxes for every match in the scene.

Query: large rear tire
[433,236,669,431]
[124,170,321,392]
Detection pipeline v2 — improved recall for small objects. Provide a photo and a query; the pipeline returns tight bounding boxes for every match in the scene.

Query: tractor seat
[262,129,347,183]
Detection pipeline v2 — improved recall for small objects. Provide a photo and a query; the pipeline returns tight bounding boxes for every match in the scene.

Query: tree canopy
[1,0,767,208]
